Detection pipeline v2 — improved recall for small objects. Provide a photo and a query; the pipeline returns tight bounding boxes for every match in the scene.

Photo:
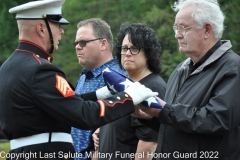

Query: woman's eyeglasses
[121,46,141,55]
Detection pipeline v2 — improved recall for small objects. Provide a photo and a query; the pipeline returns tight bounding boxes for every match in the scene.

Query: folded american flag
[102,68,163,109]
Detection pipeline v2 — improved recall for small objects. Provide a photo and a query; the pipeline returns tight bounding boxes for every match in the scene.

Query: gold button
[36,55,40,57]
[117,96,121,100]
[125,94,129,97]
[109,101,113,103]
[42,14,47,18]
[48,57,51,61]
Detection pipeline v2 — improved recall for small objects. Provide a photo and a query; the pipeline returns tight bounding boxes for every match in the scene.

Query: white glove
[124,82,158,105]
[96,86,112,99]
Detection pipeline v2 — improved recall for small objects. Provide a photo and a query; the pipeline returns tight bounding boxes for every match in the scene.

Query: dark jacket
[146,40,240,160]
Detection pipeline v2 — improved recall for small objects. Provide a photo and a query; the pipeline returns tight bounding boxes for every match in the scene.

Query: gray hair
[172,0,225,39]
[77,18,113,51]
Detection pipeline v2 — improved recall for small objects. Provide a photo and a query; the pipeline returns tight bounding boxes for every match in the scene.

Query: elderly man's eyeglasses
[173,25,197,35]
[73,38,103,47]
[121,46,141,55]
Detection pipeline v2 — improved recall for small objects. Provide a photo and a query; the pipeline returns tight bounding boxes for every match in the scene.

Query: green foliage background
[0,141,10,158]
[0,0,239,84]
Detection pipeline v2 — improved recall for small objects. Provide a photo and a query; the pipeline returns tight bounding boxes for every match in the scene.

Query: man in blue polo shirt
[71,18,126,160]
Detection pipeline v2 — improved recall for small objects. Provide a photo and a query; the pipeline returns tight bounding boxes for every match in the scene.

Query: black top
[99,73,166,160]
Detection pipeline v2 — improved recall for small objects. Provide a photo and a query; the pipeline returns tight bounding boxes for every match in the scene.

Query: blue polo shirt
[71,57,126,160]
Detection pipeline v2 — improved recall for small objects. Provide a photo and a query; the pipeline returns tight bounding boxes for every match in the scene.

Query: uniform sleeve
[79,91,98,101]
[31,64,135,130]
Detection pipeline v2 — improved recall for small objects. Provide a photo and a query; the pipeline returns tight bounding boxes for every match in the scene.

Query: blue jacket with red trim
[0,41,135,141]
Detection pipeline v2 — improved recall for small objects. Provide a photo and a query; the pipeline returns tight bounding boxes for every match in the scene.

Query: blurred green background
[0,0,239,84]
[0,141,10,160]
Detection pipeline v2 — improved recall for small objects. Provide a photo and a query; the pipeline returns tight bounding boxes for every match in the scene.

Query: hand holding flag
[102,68,163,109]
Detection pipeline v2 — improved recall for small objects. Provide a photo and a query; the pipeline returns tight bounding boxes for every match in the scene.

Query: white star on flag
[120,78,133,89]
[107,82,118,93]
[146,97,159,106]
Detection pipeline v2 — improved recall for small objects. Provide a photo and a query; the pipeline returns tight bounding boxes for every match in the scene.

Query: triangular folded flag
[102,68,163,109]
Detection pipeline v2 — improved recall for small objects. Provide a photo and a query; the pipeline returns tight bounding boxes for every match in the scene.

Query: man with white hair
[0,0,157,159]
[134,0,240,159]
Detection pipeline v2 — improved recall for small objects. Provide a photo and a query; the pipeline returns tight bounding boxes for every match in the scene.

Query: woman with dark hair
[93,22,166,160]
[115,22,162,75]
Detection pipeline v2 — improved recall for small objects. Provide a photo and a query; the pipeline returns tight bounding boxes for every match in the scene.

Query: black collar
[189,40,222,74]
[82,70,94,79]
[17,41,54,62]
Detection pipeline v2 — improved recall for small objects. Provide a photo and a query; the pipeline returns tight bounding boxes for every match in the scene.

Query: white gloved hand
[124,82,158,105]
[96,86,112,100]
